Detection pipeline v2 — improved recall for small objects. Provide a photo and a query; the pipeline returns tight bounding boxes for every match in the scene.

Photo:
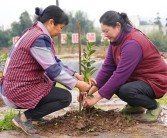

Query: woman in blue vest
[1,5,90,135]
[83,10,167,122]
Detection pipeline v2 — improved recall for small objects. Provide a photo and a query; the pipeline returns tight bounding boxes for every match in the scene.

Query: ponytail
[119,12,132,26]
[35,7,44,21]
[100,11,133,32]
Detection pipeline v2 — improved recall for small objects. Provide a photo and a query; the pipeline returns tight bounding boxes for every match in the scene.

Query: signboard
[86,32,96,42]
[72,33,79,44]
[61,34,67,44]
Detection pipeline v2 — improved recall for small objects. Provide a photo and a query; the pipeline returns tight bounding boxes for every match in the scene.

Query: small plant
[0,108,18,130]
[102,39,109,58]
[0,53,8,66]
[103,39,109,47]
[80,41,97,113]
[0,53,8,77]
[81,41,97,82]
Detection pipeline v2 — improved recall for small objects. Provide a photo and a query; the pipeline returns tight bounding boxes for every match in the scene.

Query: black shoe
[12,114,37,135]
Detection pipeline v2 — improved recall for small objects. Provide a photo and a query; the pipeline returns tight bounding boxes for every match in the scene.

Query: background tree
[11,11,32,37]
[0,11,33,48]
[0,29,11,47]
[11,22,21,36]
[140,20,149,25]
[63,11,95,34]
[19,11,33,32]
[148,31,167,51]
[3,9,167,51]
[63,11,76,33]
[154,12,162,31]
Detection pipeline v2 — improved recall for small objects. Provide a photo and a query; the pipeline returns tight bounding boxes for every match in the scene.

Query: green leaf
[89,69,97,76]
[0,109,18,130]
[80,40,97,81]
[88,50,96,57]
[88,66,96,72]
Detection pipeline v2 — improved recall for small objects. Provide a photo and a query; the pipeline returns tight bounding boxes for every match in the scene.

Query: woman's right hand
[75,80,90,92]
[88,85,98,95]
[88,78,97,86]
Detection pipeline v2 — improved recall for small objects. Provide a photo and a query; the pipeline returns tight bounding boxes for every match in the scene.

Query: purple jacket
[96,26,142,99]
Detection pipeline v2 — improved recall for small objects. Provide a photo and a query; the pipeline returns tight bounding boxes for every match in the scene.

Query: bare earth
[1,48,167,138]
[0,90,167,138]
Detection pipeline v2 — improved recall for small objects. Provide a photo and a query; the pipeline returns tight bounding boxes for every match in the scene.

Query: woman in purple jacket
[84,10,167,122]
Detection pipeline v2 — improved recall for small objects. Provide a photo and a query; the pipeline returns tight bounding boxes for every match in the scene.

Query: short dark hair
[100,10,132,32]
[35,5,69,25]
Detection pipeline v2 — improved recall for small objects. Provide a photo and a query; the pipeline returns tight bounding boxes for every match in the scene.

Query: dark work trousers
[115,80,158,110]
[24,86,72,120]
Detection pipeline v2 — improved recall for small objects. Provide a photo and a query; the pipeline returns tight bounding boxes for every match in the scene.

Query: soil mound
[37,108,137,137]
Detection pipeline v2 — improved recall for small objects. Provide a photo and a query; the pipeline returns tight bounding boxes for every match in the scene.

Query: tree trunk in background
[56,0,61,54]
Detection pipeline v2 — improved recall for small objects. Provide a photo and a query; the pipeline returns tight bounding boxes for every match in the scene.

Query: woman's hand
[73,73,84,81]
[83,92,103,108]
[75,80,90,92]
[88,78,97,86]
[88,85,98,95]
[77,92,86,102]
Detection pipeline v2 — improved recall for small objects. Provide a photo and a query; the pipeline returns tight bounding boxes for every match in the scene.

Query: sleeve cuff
[98,89,112,100]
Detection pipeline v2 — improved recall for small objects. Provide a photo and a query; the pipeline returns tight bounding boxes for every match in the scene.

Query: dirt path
[0,90,167,138]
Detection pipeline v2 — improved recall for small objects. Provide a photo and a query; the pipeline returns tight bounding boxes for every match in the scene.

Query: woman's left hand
[83,96,97,108]
[83,92,103,108]
[73,73,84,81]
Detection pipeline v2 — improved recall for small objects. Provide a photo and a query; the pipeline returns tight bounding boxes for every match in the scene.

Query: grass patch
[0,108,18,130]
[157,94,167,105]
[56,83,79,91]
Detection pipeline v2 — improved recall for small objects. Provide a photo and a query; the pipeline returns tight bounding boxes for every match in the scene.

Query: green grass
[157,94,167,105]
[56,83,79,91]
[0,108,18,130]
[56,83,66,89]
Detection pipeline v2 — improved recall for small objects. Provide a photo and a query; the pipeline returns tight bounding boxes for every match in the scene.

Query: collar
[36,21,52,40]
[110,25,132,46]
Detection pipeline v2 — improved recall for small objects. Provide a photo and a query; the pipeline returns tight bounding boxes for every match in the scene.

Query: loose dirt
[37,108,137,137]
[1,91,167,138]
